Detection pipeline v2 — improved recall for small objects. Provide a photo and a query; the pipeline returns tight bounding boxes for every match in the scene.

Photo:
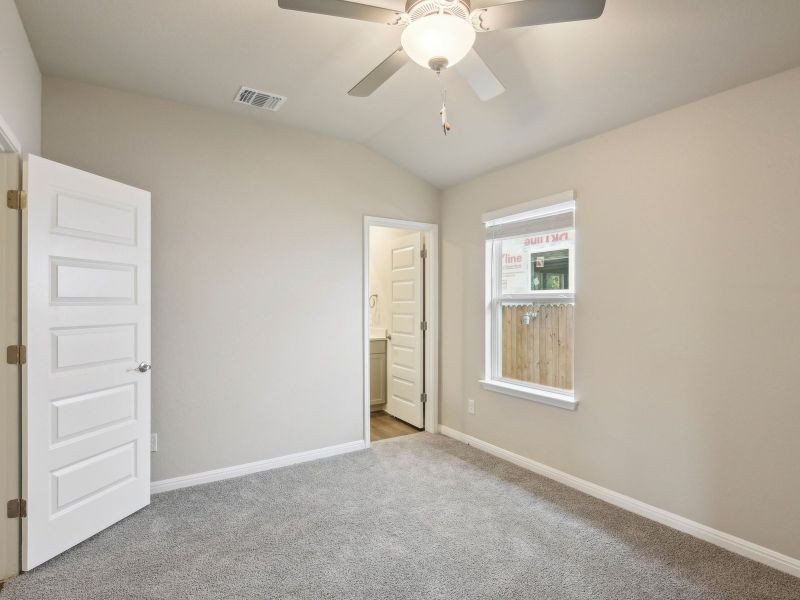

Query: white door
[386,232,424,428]
[23,155,151,570]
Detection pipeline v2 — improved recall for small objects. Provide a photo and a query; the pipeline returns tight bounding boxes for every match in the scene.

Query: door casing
[363,216,439,446]
[0,115,22,583]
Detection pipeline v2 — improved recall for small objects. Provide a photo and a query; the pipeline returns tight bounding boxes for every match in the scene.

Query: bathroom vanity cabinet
[369,339,387,409]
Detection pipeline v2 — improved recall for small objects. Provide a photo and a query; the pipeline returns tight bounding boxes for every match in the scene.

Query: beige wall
[440,67,800,560]
[42,77,439,481]
[0,0,41,153]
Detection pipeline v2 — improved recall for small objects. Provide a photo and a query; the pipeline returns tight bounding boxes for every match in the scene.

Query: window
[482,192,577,410]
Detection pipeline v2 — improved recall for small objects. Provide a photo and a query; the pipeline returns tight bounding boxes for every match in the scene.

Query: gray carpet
[2,433,799,599]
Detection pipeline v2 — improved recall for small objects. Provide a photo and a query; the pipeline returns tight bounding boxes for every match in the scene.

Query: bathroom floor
[370,411,420,442]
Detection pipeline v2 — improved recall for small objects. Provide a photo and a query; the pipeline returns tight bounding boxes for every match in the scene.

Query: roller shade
[484,200,575,240]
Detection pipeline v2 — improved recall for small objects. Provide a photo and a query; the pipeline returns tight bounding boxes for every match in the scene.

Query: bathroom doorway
[363,218,438,445]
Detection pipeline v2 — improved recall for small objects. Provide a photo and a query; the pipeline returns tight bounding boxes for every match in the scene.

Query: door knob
[136,361,151,373]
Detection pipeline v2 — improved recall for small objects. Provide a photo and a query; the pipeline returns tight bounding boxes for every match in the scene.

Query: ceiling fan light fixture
[401,13,476,71]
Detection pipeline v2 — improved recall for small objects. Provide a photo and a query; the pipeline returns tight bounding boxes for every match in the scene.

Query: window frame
[481,191,578,411]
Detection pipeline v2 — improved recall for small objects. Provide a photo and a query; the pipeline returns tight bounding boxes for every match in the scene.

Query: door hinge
[420,247,428,260]
[6,345,26,365]
[6,190,26,210]
[420,393,427,404]
[6,499,26,519]
[420,321,427,332]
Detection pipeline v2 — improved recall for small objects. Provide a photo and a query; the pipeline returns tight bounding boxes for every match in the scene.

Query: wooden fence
[501,303,574,390]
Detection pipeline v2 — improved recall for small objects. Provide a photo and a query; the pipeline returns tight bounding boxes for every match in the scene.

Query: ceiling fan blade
[277,0,404,25]
[475,0,605,31]
[348,48,409,97]
[454,49,506,101]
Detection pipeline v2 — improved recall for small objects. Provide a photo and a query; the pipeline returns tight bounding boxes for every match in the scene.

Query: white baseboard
[438,425,800,578]
[150,440,366,494]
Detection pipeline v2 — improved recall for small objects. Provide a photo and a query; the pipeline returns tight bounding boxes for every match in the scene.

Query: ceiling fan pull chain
[439,85,452,136]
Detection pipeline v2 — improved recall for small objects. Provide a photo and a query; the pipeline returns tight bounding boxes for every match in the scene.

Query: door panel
[23,155,151,570]
[52,193,137,244]
[386,232,424,428]
[50,257,137,304]
[51,384,136,442]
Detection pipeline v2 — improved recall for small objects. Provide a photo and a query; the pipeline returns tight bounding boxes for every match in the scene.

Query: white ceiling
[15,0,800,188]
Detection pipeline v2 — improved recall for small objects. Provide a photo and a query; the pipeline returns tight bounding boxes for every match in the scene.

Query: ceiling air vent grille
[234,86,287,111]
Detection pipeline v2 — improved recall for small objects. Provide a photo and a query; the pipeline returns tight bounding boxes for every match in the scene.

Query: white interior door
[23,155,151,570]
[386,231,424,428]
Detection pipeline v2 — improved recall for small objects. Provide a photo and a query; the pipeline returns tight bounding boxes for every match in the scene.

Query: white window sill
[479,379,578,411]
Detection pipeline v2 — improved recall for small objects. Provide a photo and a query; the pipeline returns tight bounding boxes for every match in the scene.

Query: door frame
[363,216,439,446]
[0,112,22,583]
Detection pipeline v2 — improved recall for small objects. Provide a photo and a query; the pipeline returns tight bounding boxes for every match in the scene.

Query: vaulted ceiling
[15,0,800,187]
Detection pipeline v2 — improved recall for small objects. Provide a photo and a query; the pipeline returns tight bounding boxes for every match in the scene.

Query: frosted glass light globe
[401,13,476,70]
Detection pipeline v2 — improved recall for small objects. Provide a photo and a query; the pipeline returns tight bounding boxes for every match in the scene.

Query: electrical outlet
[467,398,475,415]
[150,433,158,452]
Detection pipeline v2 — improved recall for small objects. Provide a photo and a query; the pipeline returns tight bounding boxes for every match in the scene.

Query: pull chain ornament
[439,80,452,135]
[440,101,451,135]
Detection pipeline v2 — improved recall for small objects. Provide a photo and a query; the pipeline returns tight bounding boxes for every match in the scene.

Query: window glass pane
[500,302,574,391]
[500,228,573,294]
[532,249,569,290]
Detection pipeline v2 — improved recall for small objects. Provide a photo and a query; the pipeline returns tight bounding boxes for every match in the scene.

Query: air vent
[234,86,287,112]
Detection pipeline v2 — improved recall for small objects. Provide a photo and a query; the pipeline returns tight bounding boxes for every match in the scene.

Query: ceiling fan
[277,0,606,101]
